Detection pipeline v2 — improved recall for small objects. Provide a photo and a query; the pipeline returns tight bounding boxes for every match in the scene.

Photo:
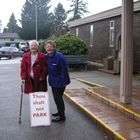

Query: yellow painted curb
[76,78,140,119]
[85,88,140,119]
[76,78,104,87]
[64,92,127,140]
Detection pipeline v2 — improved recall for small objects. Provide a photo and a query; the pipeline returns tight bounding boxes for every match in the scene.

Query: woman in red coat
[20,40,47,94]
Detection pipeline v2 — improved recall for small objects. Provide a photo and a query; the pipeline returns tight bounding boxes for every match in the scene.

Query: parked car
[19,42,29,53]
[10,43,17,48]
[0,44,5,48]
[21,46,30,53]
[19,42,27,49]
[0,46,23,59]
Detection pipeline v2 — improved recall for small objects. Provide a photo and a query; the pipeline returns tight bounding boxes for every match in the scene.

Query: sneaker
[52,116,66,122]
[52,113,59,117]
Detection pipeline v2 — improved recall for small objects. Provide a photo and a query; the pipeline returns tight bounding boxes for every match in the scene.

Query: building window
[110,20,114,47]
[10,38,14,41]
[90,24,94,47]
[76,27,79,36]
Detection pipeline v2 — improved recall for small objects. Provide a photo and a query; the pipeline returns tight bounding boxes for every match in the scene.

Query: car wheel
[10,55,14,59]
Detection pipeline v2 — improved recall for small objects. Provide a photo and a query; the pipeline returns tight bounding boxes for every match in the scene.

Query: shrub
[55,33,87,55]
[38,39,47,53]
[39,33,87,55]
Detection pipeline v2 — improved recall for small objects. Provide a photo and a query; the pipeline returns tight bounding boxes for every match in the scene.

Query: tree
[67,0,89,21]
[19,0,52,40]
[3,13,19,33]
[53,3,67,36]
[3,27,8,33]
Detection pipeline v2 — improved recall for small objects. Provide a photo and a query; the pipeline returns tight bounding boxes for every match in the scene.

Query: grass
[68,66,84,72]
[134,74,140,80]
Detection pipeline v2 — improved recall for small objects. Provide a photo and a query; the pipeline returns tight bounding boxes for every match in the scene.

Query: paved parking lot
[0,58,109,140]
[0,57,21,64]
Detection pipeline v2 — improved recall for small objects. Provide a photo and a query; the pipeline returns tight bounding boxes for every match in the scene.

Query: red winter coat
[20,51,47,94]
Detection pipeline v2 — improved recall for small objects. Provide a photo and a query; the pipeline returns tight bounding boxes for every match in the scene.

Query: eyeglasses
[45,45,54,48]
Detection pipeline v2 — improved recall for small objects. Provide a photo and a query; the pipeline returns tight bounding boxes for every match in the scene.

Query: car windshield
[10,44,16,47]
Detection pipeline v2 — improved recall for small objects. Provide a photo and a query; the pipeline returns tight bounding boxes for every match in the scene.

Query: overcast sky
[0,0,129,29]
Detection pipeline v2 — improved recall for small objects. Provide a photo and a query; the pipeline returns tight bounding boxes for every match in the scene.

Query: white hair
[29,40,39,46]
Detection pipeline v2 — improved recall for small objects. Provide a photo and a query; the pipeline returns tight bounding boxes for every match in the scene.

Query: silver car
[0,46,23,59]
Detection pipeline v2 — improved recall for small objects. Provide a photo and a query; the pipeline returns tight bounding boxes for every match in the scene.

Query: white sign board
[29,92,51,127]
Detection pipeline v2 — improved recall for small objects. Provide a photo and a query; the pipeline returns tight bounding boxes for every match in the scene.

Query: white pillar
[120,0,133,103]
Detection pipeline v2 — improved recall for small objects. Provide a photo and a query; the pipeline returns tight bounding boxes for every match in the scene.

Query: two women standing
[20,40,70,122]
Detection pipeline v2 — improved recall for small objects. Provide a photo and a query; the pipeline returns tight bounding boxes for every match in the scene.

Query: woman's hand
[21,79,25,84]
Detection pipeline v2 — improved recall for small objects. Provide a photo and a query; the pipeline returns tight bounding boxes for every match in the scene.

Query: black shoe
[52,116,66,122]
[52,113,59,117]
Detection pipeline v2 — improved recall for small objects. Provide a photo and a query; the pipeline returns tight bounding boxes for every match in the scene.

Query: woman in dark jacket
[44,40,70,122]
[20,40,47,94]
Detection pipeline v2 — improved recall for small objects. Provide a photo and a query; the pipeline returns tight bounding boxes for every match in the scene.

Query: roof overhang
[68,1,140,27]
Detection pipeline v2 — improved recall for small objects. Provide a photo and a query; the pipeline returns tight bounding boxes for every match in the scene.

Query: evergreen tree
[67,0,89,21]
[3,27,8,33]
[53,3,67,36]
[19,0,52,40]
[3,13,19,33]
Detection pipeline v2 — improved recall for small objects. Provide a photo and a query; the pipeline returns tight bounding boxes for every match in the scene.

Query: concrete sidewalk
[67,70,140,89]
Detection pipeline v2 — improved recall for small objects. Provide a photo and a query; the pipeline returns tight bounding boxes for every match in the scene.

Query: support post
[120,0,133,103]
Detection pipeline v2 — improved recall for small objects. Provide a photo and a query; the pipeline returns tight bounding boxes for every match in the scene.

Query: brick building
[68,1,140,73]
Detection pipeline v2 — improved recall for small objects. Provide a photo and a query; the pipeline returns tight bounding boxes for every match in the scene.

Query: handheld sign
[29,92,51,127]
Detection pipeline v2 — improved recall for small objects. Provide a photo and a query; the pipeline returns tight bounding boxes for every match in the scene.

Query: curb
[76,78,140,120]
[64,92,127,140]
[76,78,104,87]
[85,88,140,120]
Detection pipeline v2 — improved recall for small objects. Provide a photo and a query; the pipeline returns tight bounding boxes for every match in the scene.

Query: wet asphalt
[0,58,111,140]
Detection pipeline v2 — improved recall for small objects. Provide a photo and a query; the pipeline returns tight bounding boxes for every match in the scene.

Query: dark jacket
[46,51,70,88]
[20,51,47,94]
